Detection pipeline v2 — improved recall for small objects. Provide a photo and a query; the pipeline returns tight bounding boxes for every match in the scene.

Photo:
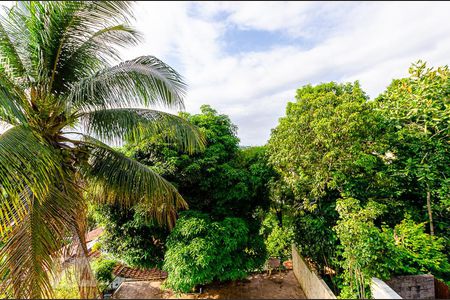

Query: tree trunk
[426,189,434,236]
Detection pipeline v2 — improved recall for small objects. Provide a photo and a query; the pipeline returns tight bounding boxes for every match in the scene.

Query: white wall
[291,245,337,299]
[371,277,402,299]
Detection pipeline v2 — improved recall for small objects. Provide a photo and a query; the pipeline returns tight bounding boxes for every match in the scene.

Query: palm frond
[0,126,62,234]
[79,138,187,228]
[0,1,137,93]
[68,56,186,112]
[0,178,83,298]
[0,84,27,125]
[78,108,205,153]
[0,7,28,81]
[69,205,99,299]
[52,24,141,95]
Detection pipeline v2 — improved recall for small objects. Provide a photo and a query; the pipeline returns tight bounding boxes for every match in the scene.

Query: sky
[1,1,449,145]
[118,1,450,146]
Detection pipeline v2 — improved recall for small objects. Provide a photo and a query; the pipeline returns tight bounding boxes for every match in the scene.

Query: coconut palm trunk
[0,1,204,298]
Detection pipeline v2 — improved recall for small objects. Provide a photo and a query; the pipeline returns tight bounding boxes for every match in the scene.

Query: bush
[382,216,450,284]
[162,211,267,293]
[334,198,450,299]
[334,198,390,299]
[91,258,118,292]
[260,212,294,261]
[94,204,169,269]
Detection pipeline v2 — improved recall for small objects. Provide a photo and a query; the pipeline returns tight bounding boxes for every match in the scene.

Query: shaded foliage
[94,204,169,269]
[91,258,118,292]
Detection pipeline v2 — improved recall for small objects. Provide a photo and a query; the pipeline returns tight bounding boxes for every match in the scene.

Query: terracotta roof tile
[113,264,167,280]
[88,250,101,259]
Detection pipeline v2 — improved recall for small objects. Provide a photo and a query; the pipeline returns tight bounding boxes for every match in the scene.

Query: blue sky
[118,2,449,145]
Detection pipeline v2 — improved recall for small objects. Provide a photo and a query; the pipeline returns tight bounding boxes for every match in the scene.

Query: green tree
[267,64,450,297]
[268,82,385,210]
[0,2,203,298]
[267,82,388,277]
[94,203,169,269]
[117,106,272,288]
[375,61,450,236]
[125,105,271,219]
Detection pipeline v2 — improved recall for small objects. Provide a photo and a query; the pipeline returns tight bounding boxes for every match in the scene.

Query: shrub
[94,204,169,269]
[91,258,118,292]
[382,216,450,284]
[260,212,294,261]
[334,198,389,299]
[162,211,266,292]
[334,198,450,299]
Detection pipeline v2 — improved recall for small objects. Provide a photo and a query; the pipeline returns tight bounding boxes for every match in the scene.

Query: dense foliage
[334,198,391,298]
[335,198,450,298]
[125,105,273,219]
[260,211,294,262]
[100,105,272,288]
[162,211,266,292]
[268,81,381,283]
[374,61,450,239]
[91,258,118,292]
[268,62,450,298]
[94,204,169,269]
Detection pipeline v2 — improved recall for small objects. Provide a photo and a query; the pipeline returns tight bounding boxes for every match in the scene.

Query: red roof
[86,227,104,242]
[113,264,167,280]
[88,250,101,259]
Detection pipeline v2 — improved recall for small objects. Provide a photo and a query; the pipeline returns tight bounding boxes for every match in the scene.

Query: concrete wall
[386,275,435,299]
[371,277,402,299]
[291,245,337,299]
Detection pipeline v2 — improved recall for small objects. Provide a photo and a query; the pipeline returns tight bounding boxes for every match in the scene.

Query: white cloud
[122,1,450,145]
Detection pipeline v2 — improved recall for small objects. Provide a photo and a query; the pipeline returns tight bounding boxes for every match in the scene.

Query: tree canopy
[267,62,450,297]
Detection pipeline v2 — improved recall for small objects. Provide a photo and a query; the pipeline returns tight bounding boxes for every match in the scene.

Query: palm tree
[0,1,204,298]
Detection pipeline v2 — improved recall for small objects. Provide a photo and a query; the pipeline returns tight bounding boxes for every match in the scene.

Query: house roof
[88,249,101,259]
[86,227,104,242]
[112,264,167,281]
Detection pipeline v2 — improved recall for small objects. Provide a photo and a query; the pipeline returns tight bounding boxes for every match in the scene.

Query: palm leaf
[0,126,62,234]
[80,138,187,228]
[0,177,83,298]
[68,56,187,112]
[79,108,205,153]
[0,84,26,125]
[0,7,28,80]
[53,24,141,94]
